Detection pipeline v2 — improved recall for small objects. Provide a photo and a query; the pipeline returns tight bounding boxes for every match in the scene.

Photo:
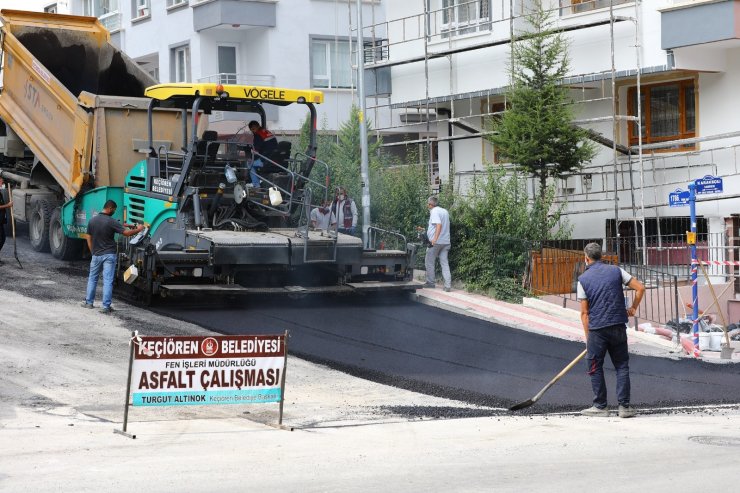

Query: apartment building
[0,0,69,13]
[63,0,387,135]
[370,0,740,243]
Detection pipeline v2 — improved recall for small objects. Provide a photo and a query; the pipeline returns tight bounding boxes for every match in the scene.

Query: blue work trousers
[250,158,264,187]
[85,253,117,308]
[586,324,631,408]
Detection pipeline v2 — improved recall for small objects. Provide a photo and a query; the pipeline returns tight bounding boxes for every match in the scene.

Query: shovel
[5,182,22,269]
[509,349,587,411]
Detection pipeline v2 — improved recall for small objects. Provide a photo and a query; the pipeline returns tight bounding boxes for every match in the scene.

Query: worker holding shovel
[577,242,645,418]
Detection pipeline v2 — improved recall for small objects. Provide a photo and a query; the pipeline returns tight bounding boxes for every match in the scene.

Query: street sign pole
[689,183,699,358]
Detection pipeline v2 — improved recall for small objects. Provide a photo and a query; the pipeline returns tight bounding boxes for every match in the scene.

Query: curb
[411,291,583,342]
[412,290,687,359]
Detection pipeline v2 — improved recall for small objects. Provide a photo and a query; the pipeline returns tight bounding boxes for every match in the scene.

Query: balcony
[98,11,122,32]
[660,0,740,71]
[192,0,276,32]
[661,0,740,50]
[198,73,275,86]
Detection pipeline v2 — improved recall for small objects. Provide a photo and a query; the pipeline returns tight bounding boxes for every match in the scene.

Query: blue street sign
[694,174,723,195]
[668,188,690,207]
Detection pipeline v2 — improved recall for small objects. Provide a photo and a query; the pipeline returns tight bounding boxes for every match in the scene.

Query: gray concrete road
[2,236,740,491]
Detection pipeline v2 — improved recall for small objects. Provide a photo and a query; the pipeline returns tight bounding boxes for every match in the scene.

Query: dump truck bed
[0,9,158,197]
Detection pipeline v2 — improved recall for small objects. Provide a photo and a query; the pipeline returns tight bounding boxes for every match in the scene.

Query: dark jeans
[0,222,6,254]
[587,324,630,408]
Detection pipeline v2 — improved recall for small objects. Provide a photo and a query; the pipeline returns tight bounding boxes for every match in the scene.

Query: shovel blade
[508,399,535,411]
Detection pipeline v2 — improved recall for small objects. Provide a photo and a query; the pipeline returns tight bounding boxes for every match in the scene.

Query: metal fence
[490,235,693,327]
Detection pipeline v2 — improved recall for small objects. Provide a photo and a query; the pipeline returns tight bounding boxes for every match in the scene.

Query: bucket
[268,187,283,206]
[709,331,724,352]
[698,332,711,351]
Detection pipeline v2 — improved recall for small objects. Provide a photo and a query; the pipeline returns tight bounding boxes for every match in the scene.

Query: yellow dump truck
[0,10,418,299]
[0,9,182,258]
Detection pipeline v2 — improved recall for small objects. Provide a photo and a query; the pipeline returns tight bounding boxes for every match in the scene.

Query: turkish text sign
[694,175,723,195]
[131,335,285,407]
[668,188,690,207]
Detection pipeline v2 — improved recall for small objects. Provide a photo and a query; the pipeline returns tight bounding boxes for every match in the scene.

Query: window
[172,45,190,83]
[561,0,631,15]
[628,79,696,149]
[96,0,119,15]
[311,39,352,89]
[217,46,237,84]
[44,4,57,13]
[167,0,188,8]
[429,0,491,38]
[132,0,150,19]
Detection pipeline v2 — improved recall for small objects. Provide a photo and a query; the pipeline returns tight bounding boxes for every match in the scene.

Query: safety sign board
[131,335,286,407]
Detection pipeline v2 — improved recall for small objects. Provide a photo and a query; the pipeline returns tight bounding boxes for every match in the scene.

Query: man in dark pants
[577,242,645,418]
[0,177,14,263]
[81,200,143,313]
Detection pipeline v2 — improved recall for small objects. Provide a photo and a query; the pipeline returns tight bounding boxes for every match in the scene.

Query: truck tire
[49,207,83,260]
[29,199,52,252]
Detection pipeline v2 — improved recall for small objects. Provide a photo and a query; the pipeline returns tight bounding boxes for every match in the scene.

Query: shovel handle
[532,349,588,402]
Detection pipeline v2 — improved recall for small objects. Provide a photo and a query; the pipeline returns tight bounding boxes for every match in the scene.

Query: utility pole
[356,0,371,248]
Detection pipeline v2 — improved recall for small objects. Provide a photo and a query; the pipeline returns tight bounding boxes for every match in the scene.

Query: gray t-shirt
[87,213,124,256]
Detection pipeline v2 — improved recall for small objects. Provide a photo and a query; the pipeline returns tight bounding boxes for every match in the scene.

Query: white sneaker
[581,406,610,417]
[618,405,636,418]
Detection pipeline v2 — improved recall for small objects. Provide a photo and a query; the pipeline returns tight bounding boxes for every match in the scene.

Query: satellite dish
[233,182,247,204]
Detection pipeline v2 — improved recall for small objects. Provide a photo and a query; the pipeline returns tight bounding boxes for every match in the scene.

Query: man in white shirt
[310,200,337,231]
[424,196,451,292]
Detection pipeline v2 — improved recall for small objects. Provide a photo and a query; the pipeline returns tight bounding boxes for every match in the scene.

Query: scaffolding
[348,0,740,278]
[351,1,653,246]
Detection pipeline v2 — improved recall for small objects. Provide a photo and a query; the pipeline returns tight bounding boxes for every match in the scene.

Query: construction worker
[423,195,451,292]
[0,176,13,263]
[311,199,337,231]
[577,242,645,418]
[81,200,144,313]
[331,187,358,236]
[248,120,277,187]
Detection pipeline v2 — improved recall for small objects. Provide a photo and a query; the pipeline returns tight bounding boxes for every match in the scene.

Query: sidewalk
[411,285,740,362]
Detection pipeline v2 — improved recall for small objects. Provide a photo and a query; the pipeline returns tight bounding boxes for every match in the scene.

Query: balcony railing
[198,73,276,86]
[98,11,122,32]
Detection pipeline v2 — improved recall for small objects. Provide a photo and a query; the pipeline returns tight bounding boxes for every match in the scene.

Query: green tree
[297,114,336,206]
[448,165,568,298]
[490,0,595,201]
[373,162,430,241]
[328,105,382,204]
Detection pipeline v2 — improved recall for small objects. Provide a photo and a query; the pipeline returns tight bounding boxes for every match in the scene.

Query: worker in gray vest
[577,242,645,418]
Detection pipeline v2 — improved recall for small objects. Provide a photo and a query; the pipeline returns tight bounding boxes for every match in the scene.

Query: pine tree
[491,0,595,202]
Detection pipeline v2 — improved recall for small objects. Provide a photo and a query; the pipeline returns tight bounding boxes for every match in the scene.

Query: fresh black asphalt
[7,228,738,416]
[155,294,740,413]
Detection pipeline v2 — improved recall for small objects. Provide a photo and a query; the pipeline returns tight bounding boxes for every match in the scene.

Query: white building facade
[65,0,387,134]
[376,0,740,244]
